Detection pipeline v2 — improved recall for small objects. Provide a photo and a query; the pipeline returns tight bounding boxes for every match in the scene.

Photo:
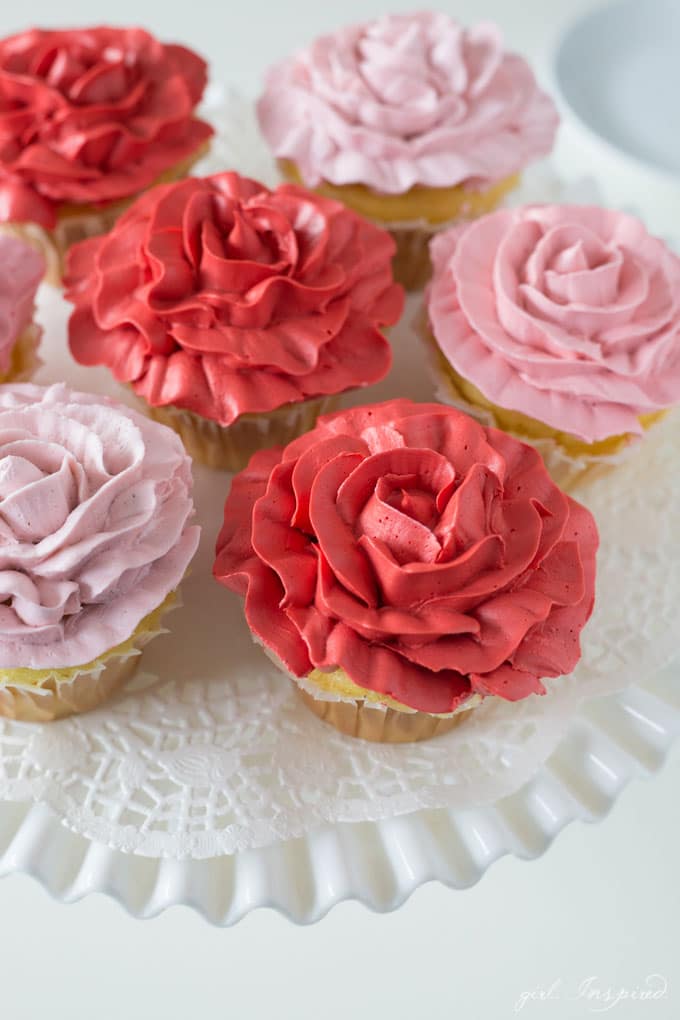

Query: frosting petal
[0,383,199,668]
[214,399,598,713]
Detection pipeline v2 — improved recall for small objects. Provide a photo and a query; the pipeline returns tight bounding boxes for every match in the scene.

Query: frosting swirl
[0,234,44,374]
[215,399,597,714]
[257,13,558,194]
[0,27,212,229]
[428,205,680,442]
[0,383,199,669]
[66,172,402,425]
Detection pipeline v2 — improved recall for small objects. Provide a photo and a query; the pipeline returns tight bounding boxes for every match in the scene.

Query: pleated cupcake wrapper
[146,394,342,472]
[294,686,473,743]
[259,640,481,744]
[0,143,210,287]
[0,590,182,723]
[4,320,43,383]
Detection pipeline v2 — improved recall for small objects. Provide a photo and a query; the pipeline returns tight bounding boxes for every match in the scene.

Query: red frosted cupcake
[0,27,212,282]
[214,399,598,742]
[65,171,403,471]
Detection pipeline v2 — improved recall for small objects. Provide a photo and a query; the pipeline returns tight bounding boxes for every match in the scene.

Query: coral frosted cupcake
[0,27,212,283]
[258,13,558,290]
[0,383,199,722]
[425,204,680,489]
[214,399,598,743]
[65,171,403,472]
[0,235,44,382]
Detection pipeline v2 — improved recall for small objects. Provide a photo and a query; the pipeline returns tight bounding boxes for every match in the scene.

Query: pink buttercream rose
[428,205,680,442]
[257,13,558,193]
[0,383,199,669]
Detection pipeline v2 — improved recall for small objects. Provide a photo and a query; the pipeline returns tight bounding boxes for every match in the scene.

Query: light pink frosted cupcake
[425,203,680,487]
[0,383,200,721]
[258,13,558,289]
[0,234,44,381]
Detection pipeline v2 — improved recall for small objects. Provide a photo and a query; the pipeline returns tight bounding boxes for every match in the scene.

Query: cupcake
[65,171,403,472]
[0,27,212,284]
[425,204,680,489]
[0,235,44,382]
[214,399,598,743]
[0,383,199,722]
[257,13,558,290]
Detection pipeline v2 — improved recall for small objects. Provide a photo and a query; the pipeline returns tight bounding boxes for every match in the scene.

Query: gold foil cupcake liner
[0,591,179,723]
[0,143,210,287]
[147,394,341,472]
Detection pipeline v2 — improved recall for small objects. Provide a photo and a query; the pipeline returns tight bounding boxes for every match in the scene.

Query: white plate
[1,660,677,925]
[550,0,680,235]
[1,97,678,926]
[555,0,680,176]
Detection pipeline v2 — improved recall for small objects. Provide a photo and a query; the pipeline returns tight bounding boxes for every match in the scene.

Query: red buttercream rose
[214,400,598,713]
[66,172,402,424]
[0,27,212,228]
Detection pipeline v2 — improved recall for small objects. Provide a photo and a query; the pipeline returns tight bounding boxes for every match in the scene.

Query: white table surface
[1,2,679,1017]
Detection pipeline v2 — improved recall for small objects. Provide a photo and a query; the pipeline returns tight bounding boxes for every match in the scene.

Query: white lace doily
[0,94,677,860]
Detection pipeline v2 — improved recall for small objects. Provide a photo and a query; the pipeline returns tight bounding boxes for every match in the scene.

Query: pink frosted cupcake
[65,171,403,471]
[0,26,212,283]
[425,204,680,488]
[215,399,598,743]
[258,13,558,289]
[0,383,199,721]
[0,234,44,382]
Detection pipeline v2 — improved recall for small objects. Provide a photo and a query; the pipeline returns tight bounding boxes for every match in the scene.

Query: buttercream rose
[0,383,199,669]
[428,205,680,442]
[0,27,212,229]
[257,13,558,193]
[214,399,598,714]
[65,172,402,425]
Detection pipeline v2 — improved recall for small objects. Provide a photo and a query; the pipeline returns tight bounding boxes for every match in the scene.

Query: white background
[1,1,679,1017]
